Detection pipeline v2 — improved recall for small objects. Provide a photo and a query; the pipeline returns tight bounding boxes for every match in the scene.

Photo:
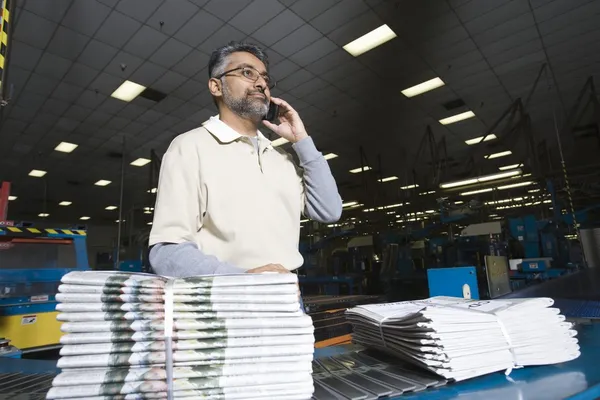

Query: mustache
[247,90,266,98]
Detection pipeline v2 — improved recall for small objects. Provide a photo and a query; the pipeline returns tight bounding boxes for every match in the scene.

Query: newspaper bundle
[346,296,580,382]
[46,271,314,400]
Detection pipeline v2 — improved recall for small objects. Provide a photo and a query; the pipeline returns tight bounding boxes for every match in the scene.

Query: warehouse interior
[2,0,600,398]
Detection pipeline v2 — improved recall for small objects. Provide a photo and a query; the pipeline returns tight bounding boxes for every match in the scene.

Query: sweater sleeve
[292,137,342,223]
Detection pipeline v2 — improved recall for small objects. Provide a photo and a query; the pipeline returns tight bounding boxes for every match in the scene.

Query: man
[149,42,342,277]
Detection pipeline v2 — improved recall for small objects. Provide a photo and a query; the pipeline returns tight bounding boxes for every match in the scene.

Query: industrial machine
[0,181,90,355]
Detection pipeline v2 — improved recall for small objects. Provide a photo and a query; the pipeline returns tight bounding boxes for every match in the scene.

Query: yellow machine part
[0,311,62,350]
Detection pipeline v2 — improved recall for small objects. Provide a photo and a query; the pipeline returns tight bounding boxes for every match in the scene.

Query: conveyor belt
[0,372,55,400]
[500,268,600,319]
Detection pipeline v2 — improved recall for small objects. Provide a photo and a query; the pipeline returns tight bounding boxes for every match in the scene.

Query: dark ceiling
[1,0,599,229]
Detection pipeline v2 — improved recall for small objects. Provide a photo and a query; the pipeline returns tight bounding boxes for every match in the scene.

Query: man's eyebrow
[237,63,268,75]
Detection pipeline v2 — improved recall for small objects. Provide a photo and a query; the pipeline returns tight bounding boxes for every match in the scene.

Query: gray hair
[208,41,269,78]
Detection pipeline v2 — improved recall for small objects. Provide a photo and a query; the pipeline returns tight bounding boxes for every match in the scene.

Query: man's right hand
[246,264,290,274]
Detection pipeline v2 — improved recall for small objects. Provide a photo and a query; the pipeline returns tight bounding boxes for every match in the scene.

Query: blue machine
[427,266,480,299]
[0,225,90,353]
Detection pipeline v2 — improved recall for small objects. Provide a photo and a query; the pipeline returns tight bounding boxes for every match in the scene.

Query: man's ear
[208,78,222,98]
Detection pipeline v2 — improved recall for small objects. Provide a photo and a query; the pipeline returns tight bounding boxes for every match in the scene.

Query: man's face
[218,52,270,120]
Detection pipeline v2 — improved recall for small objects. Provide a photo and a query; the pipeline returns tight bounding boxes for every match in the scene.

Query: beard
[222,83,269,121]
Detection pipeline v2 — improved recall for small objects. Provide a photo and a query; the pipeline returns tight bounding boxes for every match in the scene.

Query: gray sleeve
[292,136,343,223]
[149,242,246,278]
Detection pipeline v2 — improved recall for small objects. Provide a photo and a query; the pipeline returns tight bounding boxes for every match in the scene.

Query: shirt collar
[203,115,272,149]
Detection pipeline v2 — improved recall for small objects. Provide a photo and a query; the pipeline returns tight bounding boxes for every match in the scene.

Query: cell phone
[264,101,279,122]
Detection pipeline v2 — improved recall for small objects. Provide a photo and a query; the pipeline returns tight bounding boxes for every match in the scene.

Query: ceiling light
[401,184,419,190]
[485,151,512,159]
[343,24,397,57]
[343,201,358,207]
[131,158,151,167]
[455,201,464,204]
[95,180,111,186]
[55,142,78,153]
[499,164,522,170]
[528,188,541,193]
[478,170,522,182]
[8,196,16,201]
[80,216,91,221]
[300,219,309,223]
[29,169,47,178]
[401,77,445,98]
[147,222,153,225]
[440,178,478,189]
[38,213,49,218]
[111,80,146,102]
[461,188,493,196]
[148,187,157,194]
[105,206,117,210]
[349,166,372,173]
[440,169,521,189]
[379,176,398,182]
[439,111,475,125]
[271,137,288,147]
[465,134,497,145]
[497,181,533,190]
[323,153,338,160]
[115,219,126,223]
[426,210,435,213]
[59,201,72,206]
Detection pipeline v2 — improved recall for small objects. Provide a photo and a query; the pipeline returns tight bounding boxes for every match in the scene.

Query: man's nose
[254,77,267,91]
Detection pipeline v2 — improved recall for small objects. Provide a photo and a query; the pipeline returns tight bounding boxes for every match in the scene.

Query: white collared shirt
[149,116,305,271]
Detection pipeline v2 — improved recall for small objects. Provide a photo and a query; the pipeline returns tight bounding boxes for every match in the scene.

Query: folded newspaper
[346,296,580,382]
[46,271,314,400]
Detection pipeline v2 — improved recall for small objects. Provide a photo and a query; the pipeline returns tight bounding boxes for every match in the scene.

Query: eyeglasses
[216,66,276,89]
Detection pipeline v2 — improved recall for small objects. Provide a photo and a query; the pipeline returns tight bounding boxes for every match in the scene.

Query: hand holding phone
[262,97,308,143]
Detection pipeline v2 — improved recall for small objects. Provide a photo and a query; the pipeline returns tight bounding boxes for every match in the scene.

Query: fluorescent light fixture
[115,219,126,223]
[29,169,47,178]
[439,111,475,125]
[55,142,78,153]
[300,219,309,223]
[478,170,522,182]
[105,206,117,210]
[95,180,111,186]
[343,24,397,57]
[323,153,338,160]
[499,163,522,170]
[59,201,72,206]
[148,187,158,194]
[465,134,497,145]
[8,196,16,201]
[528,188,541,193]
[455,201,464,204]
[401,184,419,190]
[426,210,435,213]
[497,181,533,190]
[379,176,398,182]
[111,80,146,102]
[38,213,49,218]
[440,169,521,189]
[131,158,151,167]
[441,178,477,189]
[401,77,445,98]
[461,188,493,196]
[485,150,512,159]
[147,222,153,225]
[80,216,91,221]
[349,166,372,173]
[271,137,289,147]
[342,201,358,207]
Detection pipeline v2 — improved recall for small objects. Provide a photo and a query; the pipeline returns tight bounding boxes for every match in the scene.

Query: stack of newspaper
[46,271,314,400]
[346,296,580,381]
